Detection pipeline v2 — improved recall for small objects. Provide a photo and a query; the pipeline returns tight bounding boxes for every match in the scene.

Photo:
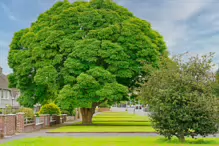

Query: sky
[0,0,219,74]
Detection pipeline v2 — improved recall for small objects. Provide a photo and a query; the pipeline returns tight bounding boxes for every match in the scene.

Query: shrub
[5,105,12,114]
[99,101,110,108]
[141,54,219,142]
[39,103,61,115]
[19,108,34,118]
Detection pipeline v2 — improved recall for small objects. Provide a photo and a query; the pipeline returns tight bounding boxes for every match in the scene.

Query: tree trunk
[80,108,94,125]
[80,103,97,125]
[177,133,185,143]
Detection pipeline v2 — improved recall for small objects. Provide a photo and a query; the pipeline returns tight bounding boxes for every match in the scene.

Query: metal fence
[24,117,34,125]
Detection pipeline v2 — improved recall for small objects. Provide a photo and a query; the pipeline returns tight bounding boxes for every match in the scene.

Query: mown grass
[50,125,156,132]
[50,112,154,133]
[2,137,219,146]
[92,116,150,122]
[72,121,152,126]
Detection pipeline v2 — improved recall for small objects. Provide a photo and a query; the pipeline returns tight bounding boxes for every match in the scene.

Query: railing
[49,116,56,126]
[50,116,56,122]
[24,117,34,125]
[35,117,44,125]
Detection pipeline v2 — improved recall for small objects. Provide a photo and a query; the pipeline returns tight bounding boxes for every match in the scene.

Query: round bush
[19,107,34,118]
[39,103,61,115]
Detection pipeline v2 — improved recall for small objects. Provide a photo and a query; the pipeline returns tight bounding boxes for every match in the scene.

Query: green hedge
[39,103,61,115]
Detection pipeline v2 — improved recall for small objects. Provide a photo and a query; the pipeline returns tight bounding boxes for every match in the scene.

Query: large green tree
[141,53,219,142]
[8,0,167,124]
[213,69,219,97]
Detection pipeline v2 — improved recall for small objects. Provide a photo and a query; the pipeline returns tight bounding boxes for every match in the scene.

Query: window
[1,90,10,99]
[3,90,7,99]
[0,89,2,98]
[7,91,11,99]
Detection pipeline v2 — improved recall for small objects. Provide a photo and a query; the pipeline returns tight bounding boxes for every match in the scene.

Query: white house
[0,67,20,109]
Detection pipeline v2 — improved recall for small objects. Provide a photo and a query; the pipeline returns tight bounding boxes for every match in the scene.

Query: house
[0,66,20,109]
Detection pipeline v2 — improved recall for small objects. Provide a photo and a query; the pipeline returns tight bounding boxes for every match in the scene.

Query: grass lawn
[50,112,154,133]
[2,137,219,146]
[50,125,155,132]
[73,121,152,126]
[92,117,150,122]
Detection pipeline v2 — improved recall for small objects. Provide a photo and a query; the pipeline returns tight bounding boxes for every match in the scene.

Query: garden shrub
[19,107,34,118]
[39,103,61,115]
[5,105,12,114]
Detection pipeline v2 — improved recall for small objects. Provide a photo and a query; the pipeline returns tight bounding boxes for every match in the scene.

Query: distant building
[0,66,20,109]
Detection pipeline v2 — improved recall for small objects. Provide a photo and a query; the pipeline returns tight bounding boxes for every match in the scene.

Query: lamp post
[12,97,14,107]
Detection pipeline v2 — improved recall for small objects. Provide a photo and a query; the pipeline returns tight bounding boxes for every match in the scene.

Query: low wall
[35,123,44,130]
[0,114,16,136]
[5,114,16,136]
[67,116,75,121]
[0,113,68,138]
[24,123,35,133]
[0,115,4,138]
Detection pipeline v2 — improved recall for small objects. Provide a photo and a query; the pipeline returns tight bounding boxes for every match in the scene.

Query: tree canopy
[8,0,167,124]
[213,69,219,97]
[141,53,219,142]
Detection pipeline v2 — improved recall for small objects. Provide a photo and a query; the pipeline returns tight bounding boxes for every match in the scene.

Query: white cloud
[147,0,212,49]
[0,2,17,21]
[117,0,213,53]
[161,0,210,21]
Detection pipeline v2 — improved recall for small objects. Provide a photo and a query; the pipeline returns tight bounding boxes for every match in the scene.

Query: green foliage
[39,103,61,115]
[8,0,167,122]
[19,107,34,118]
[61,108,76,116]
[5,105,13,114]
[58,67,128,109]
[99,101,110,108]
[72,108,76,116]
[213,71,219,97]
[35,112,40,117]
[141,53,219,142]
[61,110,70,115]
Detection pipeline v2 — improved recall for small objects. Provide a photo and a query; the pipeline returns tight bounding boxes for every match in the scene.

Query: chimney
[0,66,2,74]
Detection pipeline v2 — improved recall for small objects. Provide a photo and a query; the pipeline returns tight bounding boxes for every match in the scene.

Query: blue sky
[0,0,219,74]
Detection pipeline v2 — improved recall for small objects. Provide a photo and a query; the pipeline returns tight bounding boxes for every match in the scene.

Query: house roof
[0,73,9,89]
[0,67,20,97]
